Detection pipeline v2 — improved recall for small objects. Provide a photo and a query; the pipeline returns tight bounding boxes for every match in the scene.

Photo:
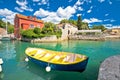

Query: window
[30,24,34,28]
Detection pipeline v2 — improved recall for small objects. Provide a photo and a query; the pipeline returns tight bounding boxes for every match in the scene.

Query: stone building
[110,28,120,35]
[57,23,78,40]
[0,28,6,35]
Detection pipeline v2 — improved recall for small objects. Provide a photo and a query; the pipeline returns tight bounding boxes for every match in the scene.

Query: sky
[0,0,120,28]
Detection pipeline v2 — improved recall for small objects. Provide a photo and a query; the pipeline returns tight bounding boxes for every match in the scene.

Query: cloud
[16,0,27,6]
[110,20,115,22]
[33,0,40,2]
[73,0,84,11]
[34,0,88,23]
[105,14,109,16]
[111,25,120,28]
[104,24,120,29]
[83,0,92,3]
[87,10,92,13]
[68,0,72,2]
[108,0,112,4]
[104,19,109,21]
[83,18,102,23]
[98,0,112,4]
[33,8,50,17]
[34,6,76,23]
[104,24,112,27]
[78,7,83,11]
[0,8,17,24]
[15,0,33,12]
[38,0,48,5]
[57,6,76,18]
[98,0,105,3]
[0,8,14,16]
[87,6,93,13]
[104,19,115,22]
[77,14,82,16]
[15,7,24,12]
[75,0,84,6]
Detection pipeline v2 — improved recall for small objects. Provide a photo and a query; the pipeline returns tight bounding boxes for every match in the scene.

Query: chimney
[33,16,36,20]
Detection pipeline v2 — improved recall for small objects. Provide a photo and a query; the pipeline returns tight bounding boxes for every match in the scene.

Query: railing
[77,30,102,33]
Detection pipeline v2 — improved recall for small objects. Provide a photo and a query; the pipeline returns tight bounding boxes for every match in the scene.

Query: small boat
[0,37,11,41]
[25,47,89,72]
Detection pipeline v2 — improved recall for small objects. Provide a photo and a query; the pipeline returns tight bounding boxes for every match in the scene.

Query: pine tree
[77,15,82,30]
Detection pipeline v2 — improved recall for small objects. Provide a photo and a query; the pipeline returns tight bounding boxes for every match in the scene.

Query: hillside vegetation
[0,19,14,34]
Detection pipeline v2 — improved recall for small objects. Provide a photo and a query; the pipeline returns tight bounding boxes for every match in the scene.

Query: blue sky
[0,0,120,28]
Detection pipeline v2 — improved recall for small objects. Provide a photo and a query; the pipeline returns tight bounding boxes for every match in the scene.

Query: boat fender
[46,66,51,72]
[0,58,3,65]
[0,65,2,72]
[25,57,29,62]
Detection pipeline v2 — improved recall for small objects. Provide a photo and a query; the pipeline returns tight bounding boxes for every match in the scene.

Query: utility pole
[6,19,7,34]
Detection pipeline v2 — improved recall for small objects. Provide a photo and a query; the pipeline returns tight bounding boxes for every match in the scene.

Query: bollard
[0,58,3,65]
[0,65,2,72]
[0,58,3,72]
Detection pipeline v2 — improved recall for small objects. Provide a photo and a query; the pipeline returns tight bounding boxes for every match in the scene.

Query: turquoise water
[0,40,120,80]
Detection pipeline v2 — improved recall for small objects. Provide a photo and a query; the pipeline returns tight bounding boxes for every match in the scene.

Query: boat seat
[40,53,55,61]
[62,54,77,63]
[51,55,65,63]
[33,50,46,59]
[63,55,71,62]
[77,55,84,58]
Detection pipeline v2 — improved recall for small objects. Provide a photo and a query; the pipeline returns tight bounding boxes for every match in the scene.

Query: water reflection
[0,72,4,80]
[0,41,16,60]
[0,40,120,80]
[31,41,70,51]
[27,62,53,80]
[27,61,82,80]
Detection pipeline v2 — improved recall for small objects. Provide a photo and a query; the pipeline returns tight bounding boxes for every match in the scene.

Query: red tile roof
[16,14,43,23]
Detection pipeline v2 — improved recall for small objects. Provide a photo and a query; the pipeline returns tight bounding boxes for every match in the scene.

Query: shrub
[33,27,41,34]
[22,29,38,38]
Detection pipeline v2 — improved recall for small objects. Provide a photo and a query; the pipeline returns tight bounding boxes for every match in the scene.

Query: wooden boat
[25,47,89,72]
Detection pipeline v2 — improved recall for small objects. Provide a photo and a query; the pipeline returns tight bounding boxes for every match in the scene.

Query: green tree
[8,25,14,33]
[60,19,68,24]
[68,19,77,26]
[7,22,14,33]
[22,29,38,38]
[0,19,6,28]
[33,27,41,34]
[81,22,89,30]
[0,19,14,33]
[42,22,55,34]
[60,19,77,26]
[77,15,82,30]
[92,25,107,31]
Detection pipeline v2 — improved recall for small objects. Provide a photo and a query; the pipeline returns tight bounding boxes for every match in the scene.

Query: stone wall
[69,35,105,41]
[21,35,66,42]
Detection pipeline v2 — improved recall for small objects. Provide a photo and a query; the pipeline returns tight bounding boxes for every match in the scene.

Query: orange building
[14,14,44,38]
